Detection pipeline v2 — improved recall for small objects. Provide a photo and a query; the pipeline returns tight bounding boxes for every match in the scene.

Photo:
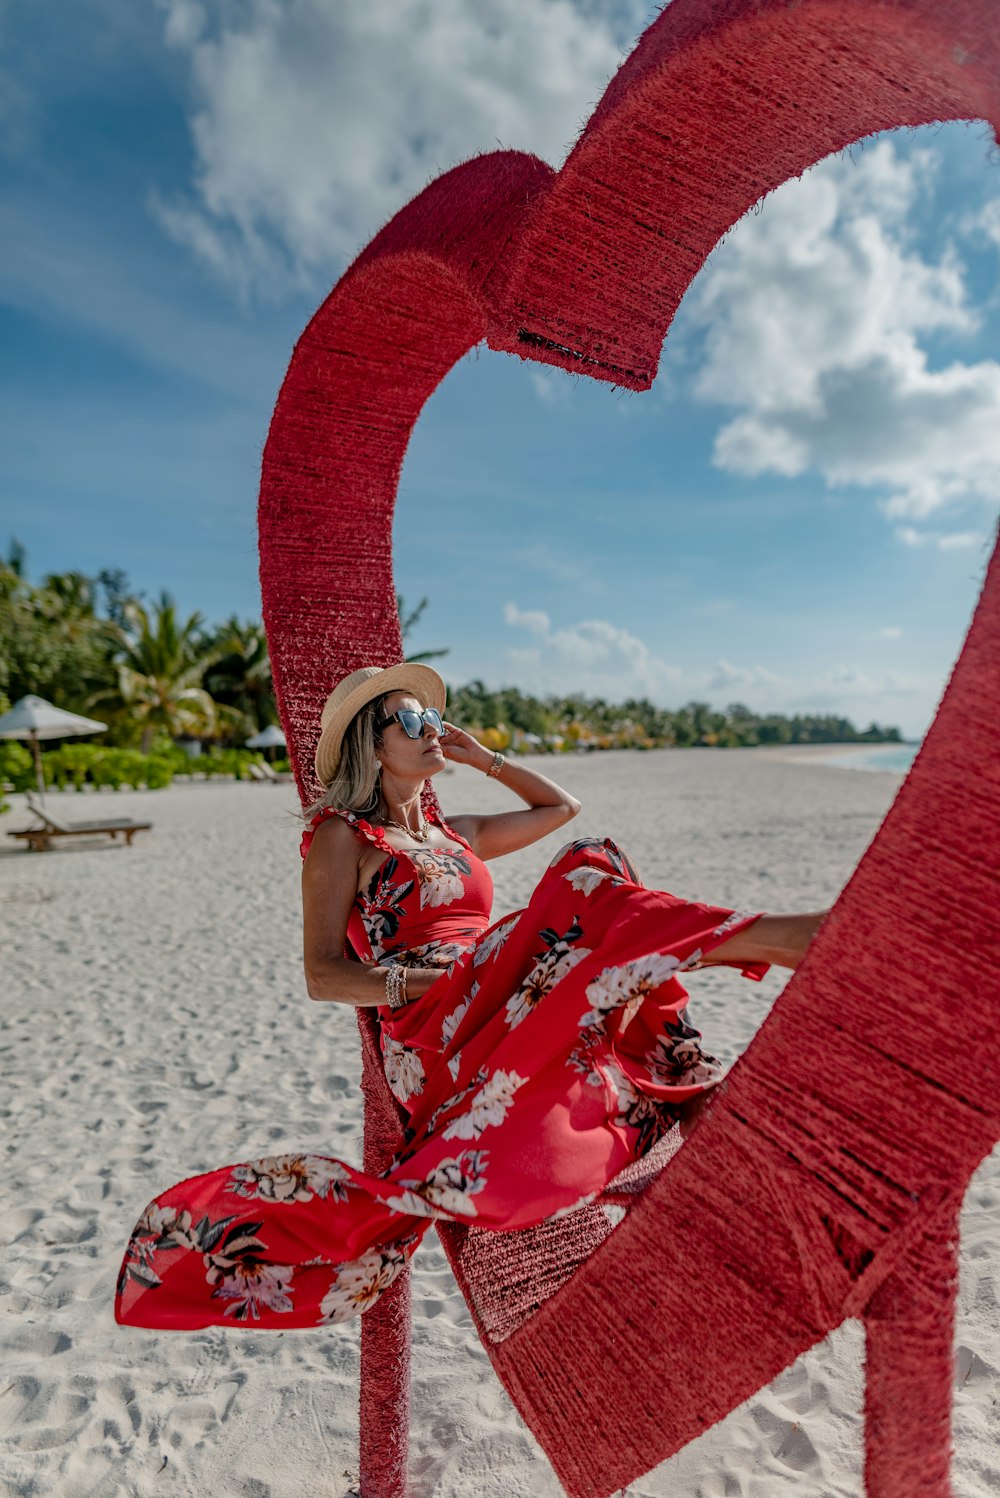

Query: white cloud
[685,139,1000,537]
[895,525,989,550]
[503,603,684,699]
[528,367,572,405]
[162,0,206,48]
[897,526,925,547]
[707,658,785,692]
[937,530,988,550]
[878,626,903,639]
[153,0,642,291]
[500,605,944,735]
[966,196,1000,254]
[503,602,550,635]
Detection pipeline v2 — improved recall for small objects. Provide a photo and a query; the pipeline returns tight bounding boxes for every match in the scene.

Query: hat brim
[314,663,447,786]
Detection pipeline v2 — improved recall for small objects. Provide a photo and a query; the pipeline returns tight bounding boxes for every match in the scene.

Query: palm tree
[90,593,228,752]
[202,618,275,741]
[0,549,122,711]
[397,594,450,663]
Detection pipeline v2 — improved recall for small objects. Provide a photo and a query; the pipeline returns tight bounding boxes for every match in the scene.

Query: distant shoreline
[749,741,920,771]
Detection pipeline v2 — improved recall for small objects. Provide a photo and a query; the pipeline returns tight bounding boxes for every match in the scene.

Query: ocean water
[812,743,921,774]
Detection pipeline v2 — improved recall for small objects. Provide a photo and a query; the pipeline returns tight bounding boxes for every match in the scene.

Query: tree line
[449,681,902,750]
[1,543,273,752]
[0,543,903,756]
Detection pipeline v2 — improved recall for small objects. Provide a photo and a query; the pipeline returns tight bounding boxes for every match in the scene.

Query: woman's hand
[437,719,490,768]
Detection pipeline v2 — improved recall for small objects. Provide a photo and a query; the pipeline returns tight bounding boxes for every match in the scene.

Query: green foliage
[398,593,450,664]
[0,741,34,809]
[201,618,275,743]
[0,739,34,786]
[0,544,126,712]
[144,757,175,789]
[446,684,904,751]
[38,745,175,791]
[45,743,100,789]
[88,592,233,751]
[187,748,257,779]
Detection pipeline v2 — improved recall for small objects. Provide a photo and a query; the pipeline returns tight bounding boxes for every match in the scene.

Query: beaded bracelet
[486,751,505,779]
[384,962,409,1010]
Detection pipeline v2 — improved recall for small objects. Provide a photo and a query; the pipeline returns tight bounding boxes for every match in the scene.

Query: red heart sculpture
[259,2,1000,1493]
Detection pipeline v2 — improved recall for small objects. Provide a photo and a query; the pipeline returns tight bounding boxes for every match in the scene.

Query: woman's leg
[692,909,830,971]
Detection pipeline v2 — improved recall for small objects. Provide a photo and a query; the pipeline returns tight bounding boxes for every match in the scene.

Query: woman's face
[375,691,446,779]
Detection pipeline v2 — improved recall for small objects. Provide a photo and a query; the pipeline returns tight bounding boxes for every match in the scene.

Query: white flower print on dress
[600,1058,669,1155]
[563,865,613,897]
[548,836,639,882]
[507,947,590,1028]
[646,1034,721,1087]
[377,1186,441,1219]
[227,1154,352,1205]
[441,982,477,1050]
[357,860,416,960]
[567,1032,606,1088]
[408,849,471,909]
[121,1204,197,1289]
[711,910,755,939]
[420,1066,488,1137]
[209,1261,295,1320]
[442,1069,526,1140]
[135,1204,197,1248]
[546,839,579,869]
[473,915,519,968]
[506,921,592,1029]
[319,1244,411,1322]
[547,1191,598,1220]
[645,1009,723,1087]
[382,1149,489,1219]
[382,1036,426,1106]
[581,952,682,1033]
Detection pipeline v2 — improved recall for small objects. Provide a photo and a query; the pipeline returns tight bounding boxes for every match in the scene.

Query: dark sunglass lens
[397,710,423,738]
[425,709,443,733]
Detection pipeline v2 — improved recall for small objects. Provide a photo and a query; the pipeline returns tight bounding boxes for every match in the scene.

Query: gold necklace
[379,813,431,843]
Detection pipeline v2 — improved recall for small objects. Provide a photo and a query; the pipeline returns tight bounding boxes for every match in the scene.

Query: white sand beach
[1,748,997,1498]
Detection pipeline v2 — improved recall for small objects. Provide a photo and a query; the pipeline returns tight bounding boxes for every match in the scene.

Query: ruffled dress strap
[428,803,473,852]
[299,807,393,861]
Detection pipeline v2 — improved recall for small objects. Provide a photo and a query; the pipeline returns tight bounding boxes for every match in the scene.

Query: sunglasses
[376,706,444,740]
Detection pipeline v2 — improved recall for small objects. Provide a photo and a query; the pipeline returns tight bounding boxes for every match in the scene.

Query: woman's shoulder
[300,806,371,862]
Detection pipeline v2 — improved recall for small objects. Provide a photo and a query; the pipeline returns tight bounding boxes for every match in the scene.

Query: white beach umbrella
[0,694,108,797]
[245,724,287,754]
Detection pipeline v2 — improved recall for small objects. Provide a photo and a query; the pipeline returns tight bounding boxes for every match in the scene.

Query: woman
[116,664,827,1330]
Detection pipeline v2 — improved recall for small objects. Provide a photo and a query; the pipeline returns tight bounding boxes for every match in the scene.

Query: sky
[3,0,1000,741]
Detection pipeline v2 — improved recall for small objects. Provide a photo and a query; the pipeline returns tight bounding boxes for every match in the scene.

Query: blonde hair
[304,694,388,820]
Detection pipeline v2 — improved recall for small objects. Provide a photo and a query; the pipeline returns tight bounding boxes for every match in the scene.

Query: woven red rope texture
[258,2,1000,1495]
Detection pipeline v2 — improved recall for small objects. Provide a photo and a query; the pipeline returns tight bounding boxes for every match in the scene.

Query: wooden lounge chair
[8,794,152,852]
[255,760,294,784]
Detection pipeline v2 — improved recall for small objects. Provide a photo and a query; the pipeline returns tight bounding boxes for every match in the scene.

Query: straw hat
[314,663,447,785]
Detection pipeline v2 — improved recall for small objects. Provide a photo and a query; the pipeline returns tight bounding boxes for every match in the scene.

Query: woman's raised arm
[440,721,580,860]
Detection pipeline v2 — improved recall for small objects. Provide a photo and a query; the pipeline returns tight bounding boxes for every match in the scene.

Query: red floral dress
[115,808,770,1331]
